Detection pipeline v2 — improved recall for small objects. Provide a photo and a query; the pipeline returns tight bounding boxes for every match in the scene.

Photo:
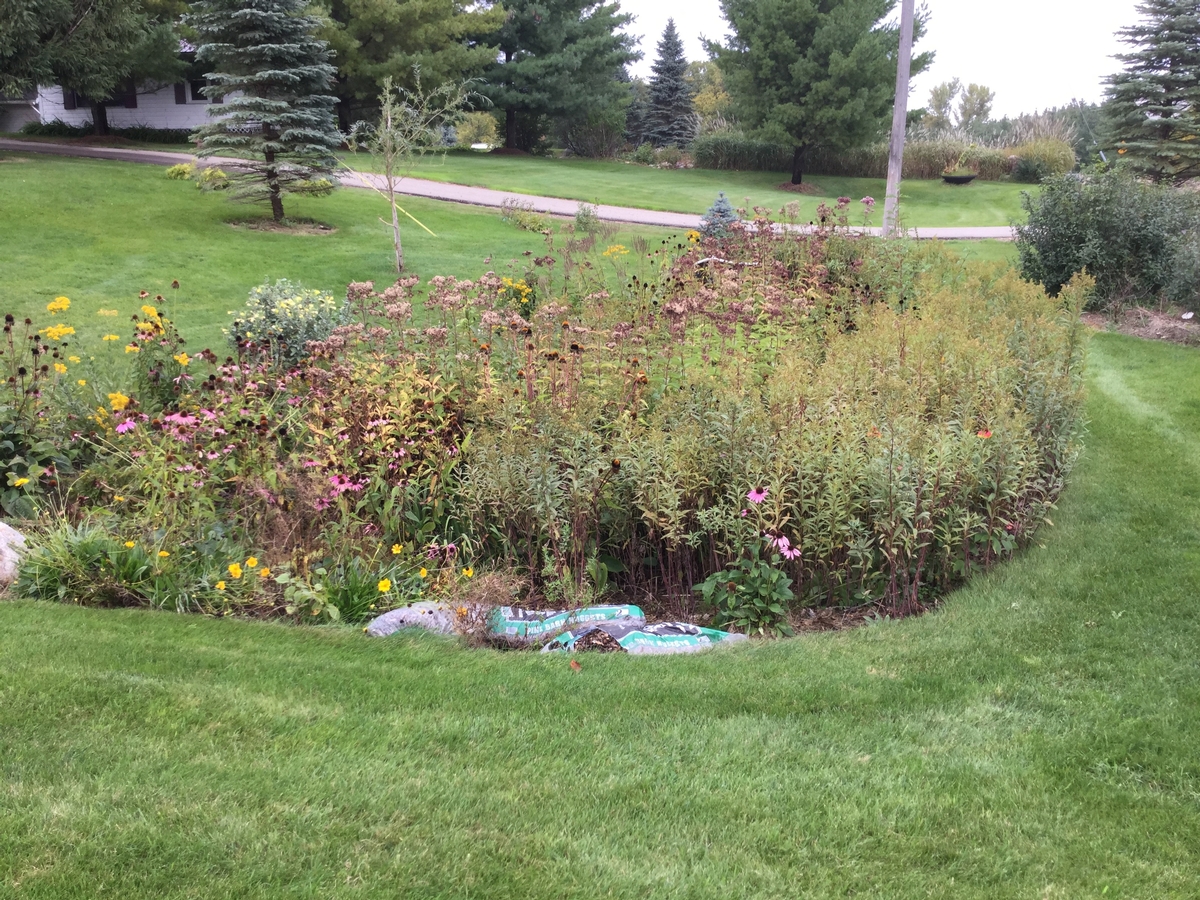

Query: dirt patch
[788,602,895,633]
[775,181,822,195]
[227,218,337,235]
[1082,307,1200,347]
[489,147,529,156]
[0,155,32,164]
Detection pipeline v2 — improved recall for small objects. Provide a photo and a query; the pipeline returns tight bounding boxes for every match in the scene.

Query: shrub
[695,538,795,636]
[1016,170,1200,310]
[456,111,498,148]
[574,202,600,234]
[692,132,792,171]
[630,142,656,165]
[700,192,739,237]
[655,145,684,168]
[499,197,550,232]
[227,279,348,368]
[19,119,92,138]
[1010,139,1077,183]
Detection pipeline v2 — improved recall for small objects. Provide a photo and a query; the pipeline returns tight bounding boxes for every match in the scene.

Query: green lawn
[353,149,1034,227]
[2,332,1199,898]
[0,152,671,349]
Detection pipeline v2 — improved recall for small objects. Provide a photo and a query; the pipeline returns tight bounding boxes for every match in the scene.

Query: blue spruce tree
[700,192,739,238]
[189,0,343,221]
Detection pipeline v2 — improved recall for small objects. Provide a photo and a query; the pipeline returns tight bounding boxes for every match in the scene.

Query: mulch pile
[1081,308,1199,346]
[775,181,822,195]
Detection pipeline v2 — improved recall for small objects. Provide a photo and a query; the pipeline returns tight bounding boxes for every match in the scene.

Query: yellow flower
[39,324,75,341]
[602,244,629,258]
[258,567,270,578]
[125,344,140,354]
[456,606,468,617]
[419,567,428,579]
[391,543,403,555]
[102,334,120,341]
[173,352,190,367]
[463,567,474,578]
[12,477,30,487]
[141,305,159,319]
[216,581,226,591]
[114,495,125,502]
[53,363,67,374]
[47,297,71,313]
[77,379,87,386]
[228,562,243,579]
[68,356,80,363]
[377,578,392,593]
[158,550,170,558]
[124,541,136,548]
[686,230,701,243]
[246,556,258,568]
[108,392,130,412]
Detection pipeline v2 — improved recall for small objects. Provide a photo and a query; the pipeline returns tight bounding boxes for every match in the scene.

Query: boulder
[0,522,25,586]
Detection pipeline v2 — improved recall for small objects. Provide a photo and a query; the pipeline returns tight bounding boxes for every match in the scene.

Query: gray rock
[365,602,456,637]
[0,522,25,586]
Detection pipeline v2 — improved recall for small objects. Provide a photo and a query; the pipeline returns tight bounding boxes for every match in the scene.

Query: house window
[62,88,80,111]
[123,80,137,109]
[174,83,187,105]
[191,80,223,104]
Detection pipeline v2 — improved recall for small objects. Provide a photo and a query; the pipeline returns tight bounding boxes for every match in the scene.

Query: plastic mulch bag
[489,605,645,641]
[541,620,748,655]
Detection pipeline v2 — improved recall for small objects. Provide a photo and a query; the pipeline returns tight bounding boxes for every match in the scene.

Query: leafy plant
[499,198,550,232]
[227,279,348,369]
[695,540,795,637]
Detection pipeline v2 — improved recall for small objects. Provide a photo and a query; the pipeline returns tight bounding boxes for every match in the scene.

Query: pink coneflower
[115,420,137,434]
[747,487,768,504]
[977,429,993,439]
[770,534,802,561]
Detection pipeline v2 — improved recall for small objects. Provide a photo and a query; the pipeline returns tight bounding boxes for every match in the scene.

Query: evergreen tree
[321,0,504,130]
[624,75,651,146]
[1104,0,1200,184]
[482,0,640,151]
[711,0,931,184]
[189,0,343,222]
[699,191,739,237]
[644,19,695,147]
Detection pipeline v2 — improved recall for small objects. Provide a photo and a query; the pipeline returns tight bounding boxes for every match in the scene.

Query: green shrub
[574,202,600,233]
[227,279,348,368]
[19,119,92,138]
[499,197,550,232]
[1016,170,1200,310]
[1011,139,1077,183]
[692,133,792,171]
[699,192,739,237]
[19,120,192,143]
[630,142,656,165]
[695,539,795,636]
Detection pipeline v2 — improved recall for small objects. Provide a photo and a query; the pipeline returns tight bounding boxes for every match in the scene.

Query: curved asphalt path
[0,138,1015,240]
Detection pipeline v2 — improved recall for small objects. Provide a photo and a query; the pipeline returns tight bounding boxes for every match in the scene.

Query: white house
[1,79,227,133]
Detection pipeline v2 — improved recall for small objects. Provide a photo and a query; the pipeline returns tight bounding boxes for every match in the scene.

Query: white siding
[35,83,231,131]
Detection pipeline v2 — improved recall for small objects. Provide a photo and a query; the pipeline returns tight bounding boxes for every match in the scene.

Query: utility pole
[882,0,916,237]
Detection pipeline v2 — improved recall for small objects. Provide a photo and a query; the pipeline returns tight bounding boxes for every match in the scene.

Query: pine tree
[188,0,343,221]
[483,0,640,151]
[624,76,651,147]
[711,0,931,184]
[644,19,695,147]
[700,192,739,237]
[1104,0,1200,184]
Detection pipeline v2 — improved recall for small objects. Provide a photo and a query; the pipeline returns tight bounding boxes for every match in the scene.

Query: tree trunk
[790,146,804,185]
[506,107,517,151]
[90,102,109,136]
[264,147,284,222]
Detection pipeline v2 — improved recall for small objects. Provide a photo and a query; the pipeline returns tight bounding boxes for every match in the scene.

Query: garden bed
[7,214,1089,641]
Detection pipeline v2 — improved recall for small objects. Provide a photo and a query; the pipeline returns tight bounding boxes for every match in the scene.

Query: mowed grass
[2,332,1199,898]
[0,152,673,349]
[358,149,1034,226]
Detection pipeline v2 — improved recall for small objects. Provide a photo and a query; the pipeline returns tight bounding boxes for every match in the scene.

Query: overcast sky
[621,0,1142,118]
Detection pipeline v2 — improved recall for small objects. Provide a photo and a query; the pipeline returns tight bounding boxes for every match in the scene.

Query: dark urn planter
[942,173,977,185]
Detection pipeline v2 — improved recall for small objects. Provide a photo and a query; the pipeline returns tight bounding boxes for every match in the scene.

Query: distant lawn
[0,152,671,349]
[2,333,1199,898]
[942,239,1018,265]
[352,149,1034,227]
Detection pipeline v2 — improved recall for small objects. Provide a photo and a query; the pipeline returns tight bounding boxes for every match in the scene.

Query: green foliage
[692,133,793,171]
[630,141,656,165]
[226,279,348,369]
[1104,0,1200,183]
[699,191,739,236]
[574,202,600,233]
[1016,169,1200,311]
[711,0,932,181]
[18,119,92,138]
[0,0,183,112]
[644,19,695,148]
[1010,140,1078,184]
[164,162,230,190]
[499,198,550,232]
[24,120,192,143]
[188,0,343,221]
[482,0,639,150]
[320,0,504,126]
[695,539,795,636]
[456,111,498,148]
[687,60,734,133]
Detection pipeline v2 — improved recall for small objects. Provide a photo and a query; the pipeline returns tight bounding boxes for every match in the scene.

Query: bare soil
[1082,307,1200,346]
[775,181,822,195]
[226,219,337,236]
